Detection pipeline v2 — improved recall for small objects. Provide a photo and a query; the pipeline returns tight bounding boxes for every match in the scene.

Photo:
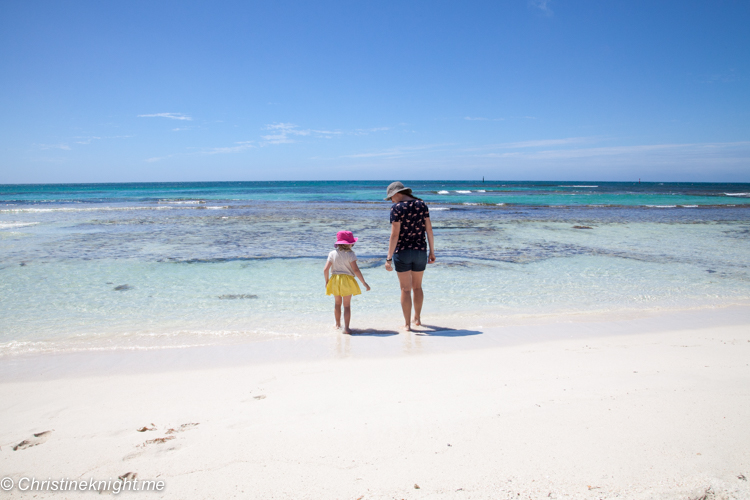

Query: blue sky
[1,0,748,183]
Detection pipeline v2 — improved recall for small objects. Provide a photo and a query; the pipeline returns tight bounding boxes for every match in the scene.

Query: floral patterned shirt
[390,199,430,253]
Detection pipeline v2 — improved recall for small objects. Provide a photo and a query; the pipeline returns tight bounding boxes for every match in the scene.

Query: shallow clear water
[1,181,749,356]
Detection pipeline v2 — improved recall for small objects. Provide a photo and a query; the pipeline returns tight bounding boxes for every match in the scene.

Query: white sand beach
[1,308,749,499]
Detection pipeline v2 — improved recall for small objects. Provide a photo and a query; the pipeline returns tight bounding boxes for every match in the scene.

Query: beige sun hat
[384,181,413,200]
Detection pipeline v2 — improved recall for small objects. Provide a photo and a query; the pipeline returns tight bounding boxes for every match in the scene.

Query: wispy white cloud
[529,0,552,16]
[474,141,750,163]
[309,129,342,138]
[354,126,392,135]
[145,140,256,161]
[202,141,255,154]
[464,116,505,121]
[260,123,342,145]
[73,136,101,145]
[145,154,174,163]
[706,69,739,84]
[501,137,595,149]
[35,135,131,152]
[261,123,304,144]
[341,144,451,159]
[37,143,71,150]
[463,137,597,153]
[29,156,68,163]
[138,112,193,121]
[522,144,685,160]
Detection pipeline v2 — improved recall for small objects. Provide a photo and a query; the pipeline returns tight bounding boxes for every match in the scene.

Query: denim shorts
[393,249,428,273]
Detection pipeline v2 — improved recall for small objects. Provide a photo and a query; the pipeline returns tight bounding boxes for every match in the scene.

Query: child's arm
[350,261,370,291]
[324,260,332,286]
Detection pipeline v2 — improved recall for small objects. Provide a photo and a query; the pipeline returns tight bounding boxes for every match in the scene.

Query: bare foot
[343,327,352,335]
[414,317,421,326]
[334,324,341,329]
[401,324,412,332]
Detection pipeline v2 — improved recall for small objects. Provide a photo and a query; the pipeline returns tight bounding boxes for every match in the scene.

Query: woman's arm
[425,217,436,263]
[385,221,400,271]
[324,260,332,285]
[350,261,370,291]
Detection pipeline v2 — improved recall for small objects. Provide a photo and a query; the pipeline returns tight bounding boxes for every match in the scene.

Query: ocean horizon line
[2,179,750,187]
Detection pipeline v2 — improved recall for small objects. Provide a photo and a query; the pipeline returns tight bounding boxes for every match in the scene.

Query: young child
[324,230,370,334]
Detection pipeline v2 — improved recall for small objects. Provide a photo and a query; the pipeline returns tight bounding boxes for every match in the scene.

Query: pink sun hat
[335,230,358,245]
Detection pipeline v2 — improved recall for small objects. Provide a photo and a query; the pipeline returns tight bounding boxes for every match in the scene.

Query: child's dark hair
[335,244,353,252]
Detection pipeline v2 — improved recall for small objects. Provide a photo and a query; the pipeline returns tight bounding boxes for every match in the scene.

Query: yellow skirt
[326,274,361,297]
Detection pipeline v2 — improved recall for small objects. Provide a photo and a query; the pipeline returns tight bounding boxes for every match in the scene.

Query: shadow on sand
[349,329,400,337]
[346,325,483,338]
[411,325,483,337]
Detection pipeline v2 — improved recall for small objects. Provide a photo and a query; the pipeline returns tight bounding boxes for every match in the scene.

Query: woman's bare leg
[397,271,413,330]
[334,295,342,328]
[343,295,352,334]
[411,271,424,326]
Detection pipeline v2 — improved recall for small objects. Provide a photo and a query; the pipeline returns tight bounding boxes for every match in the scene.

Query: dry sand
[1,313,749,499]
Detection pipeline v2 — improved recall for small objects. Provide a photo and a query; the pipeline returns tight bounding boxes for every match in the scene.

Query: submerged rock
[218,294,258,300]
[357,259,383,269]
[114,284,132,291]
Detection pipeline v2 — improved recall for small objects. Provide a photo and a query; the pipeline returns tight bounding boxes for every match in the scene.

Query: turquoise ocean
[1,181,749,357]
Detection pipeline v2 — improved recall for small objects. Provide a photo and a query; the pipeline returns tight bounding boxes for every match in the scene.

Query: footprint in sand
[13,430,53,451]
[133,423,199,449]
[164,422,199,435]
[125,422,199,460]
[138,436,176,448]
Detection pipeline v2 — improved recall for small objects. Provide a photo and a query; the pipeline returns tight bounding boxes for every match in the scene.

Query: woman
[384,181,436,331]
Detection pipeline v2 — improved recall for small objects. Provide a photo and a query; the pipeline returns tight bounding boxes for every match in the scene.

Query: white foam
[496,203,506,206]
[463,202,480,205]
[477,190,486,193]
[0,222,40,229]
[0,206,178,214]
[430,207,450,211]
[725,193,749,197]
[437,190,449,194]
[559,185,598,188]
[158,200,205,204]
[646,205,677,208]
[680,205,699,208]
[456,190,472,194]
